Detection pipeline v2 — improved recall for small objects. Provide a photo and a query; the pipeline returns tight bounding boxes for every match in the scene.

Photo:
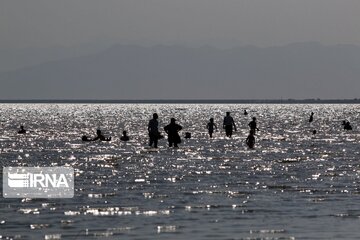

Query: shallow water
[0,103,360,239]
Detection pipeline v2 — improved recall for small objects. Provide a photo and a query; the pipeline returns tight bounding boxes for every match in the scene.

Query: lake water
[0,103,360,239]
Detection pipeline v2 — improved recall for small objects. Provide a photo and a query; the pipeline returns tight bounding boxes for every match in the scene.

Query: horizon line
[0,99,359,104]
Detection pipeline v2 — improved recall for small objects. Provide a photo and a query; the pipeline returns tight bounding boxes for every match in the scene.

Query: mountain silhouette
[1,42,359,99]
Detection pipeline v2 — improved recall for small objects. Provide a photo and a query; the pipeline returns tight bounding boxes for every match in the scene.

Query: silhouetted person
[246,130,256,149]
[206,118,217,138]
[309,112,314,123]
[185,132,191,139]
[148,113,160,148]
[164,118,182,148]
[120,130,130,141]
[82,129,111,141]
[244,110,248,116]
[93,130,111,141]
[82,136,89,141]
[18,125,26,134]
[223,112,237,138]
[312,130,317,135]
[248,117,259,132]
[342,120,352,130]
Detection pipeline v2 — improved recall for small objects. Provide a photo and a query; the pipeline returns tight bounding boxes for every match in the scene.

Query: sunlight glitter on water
[0,104,360,239]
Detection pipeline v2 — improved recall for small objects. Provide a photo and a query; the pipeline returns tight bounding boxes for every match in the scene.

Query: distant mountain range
[0,43,109,72]
[1,42,360,100]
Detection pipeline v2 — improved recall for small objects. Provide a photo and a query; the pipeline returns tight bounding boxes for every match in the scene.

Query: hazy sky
[2,0,360,49]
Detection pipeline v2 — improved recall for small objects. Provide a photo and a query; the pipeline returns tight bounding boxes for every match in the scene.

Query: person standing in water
[18,125,26,134]
[164,118,182,148]
[223,112,237,138]
[207,118,217,138]
[148,113,159,148]
[244,110,248,116]
[309,112,314,123]
[246,129,256,149]
[342,120,353,130]
[248,117,259,133]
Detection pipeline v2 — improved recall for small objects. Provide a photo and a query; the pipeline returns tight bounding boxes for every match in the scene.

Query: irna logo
[7,173,69,188]
[3,167,74,198]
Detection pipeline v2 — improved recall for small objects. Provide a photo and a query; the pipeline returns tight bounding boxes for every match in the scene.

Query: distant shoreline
[0,99,360,104]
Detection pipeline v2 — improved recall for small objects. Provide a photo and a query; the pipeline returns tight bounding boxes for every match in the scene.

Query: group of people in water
[146,111,258,149]
[17,110,354,150]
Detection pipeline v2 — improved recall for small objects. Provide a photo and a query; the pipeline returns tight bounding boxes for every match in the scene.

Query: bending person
[164,118,182,148]
[246,130,256,149]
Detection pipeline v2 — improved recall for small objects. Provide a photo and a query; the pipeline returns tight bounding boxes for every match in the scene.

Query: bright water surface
[0,104,360,239]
